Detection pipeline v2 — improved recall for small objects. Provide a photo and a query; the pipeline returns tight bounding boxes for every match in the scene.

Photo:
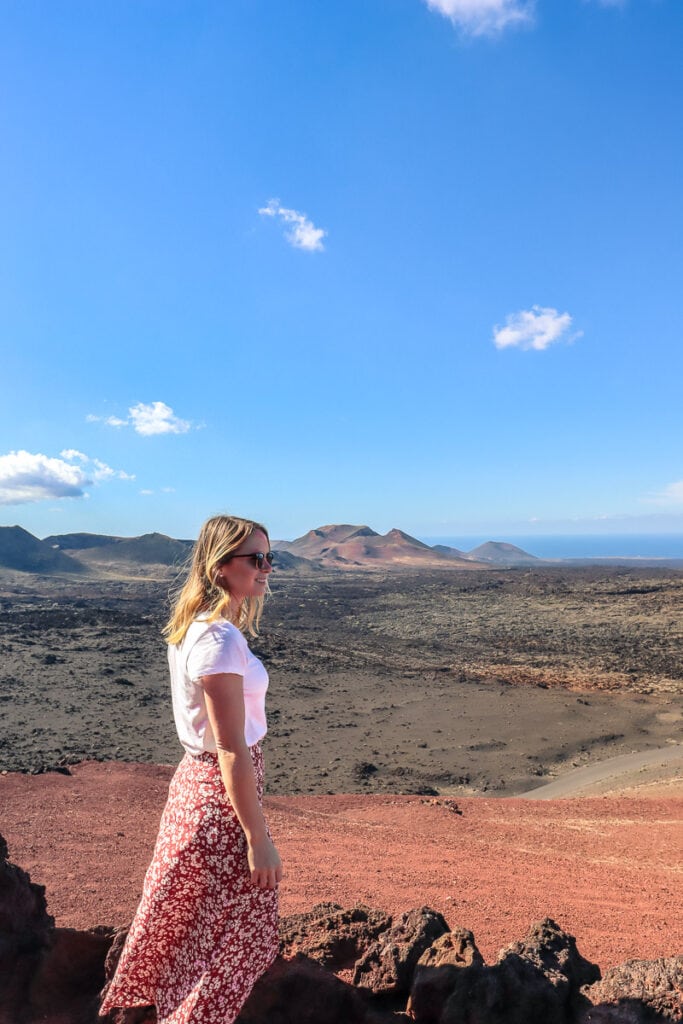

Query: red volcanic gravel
[1,761,681,969]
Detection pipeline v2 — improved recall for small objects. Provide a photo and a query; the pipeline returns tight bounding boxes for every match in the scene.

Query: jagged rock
[0,833,54,947]
[500,917,601,993]
[29,926,116,1024]
[0,832,55,1021]
[432,919,600,1024]
[353,907,450,996]
[578,957,683,1023]
[417,929,485,971]
[236,954,375,1024]
[439,955,567,1024]
[0,833,118,1024]
[102,925,130,984]
[407,928,484,1023]
[279,902,392,969]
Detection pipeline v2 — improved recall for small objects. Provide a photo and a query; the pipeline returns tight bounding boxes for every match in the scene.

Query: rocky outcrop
[1,833,680,1024]
[407,928,484,1023]
[501,918,602,992]
[578,957,683,1022]
[29,926,116,1024]
[0,832,55,1022]
[237,954,376,1024]
[407,918,600,1024]
[353,907,450,996]
[0,834,115,1024]
[278,901,392,969]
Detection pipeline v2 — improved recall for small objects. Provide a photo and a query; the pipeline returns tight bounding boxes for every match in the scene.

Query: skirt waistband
[190,742,262,763]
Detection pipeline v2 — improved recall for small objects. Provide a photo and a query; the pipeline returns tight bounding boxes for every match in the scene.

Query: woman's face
[218,529,272,604]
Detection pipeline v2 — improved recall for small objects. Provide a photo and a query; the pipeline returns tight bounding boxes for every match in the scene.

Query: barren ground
[1,565,682,973]
[1,762,681,970]
[1,566,681,796]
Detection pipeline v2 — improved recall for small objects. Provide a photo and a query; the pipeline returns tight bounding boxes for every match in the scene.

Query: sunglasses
[223,551,275,570]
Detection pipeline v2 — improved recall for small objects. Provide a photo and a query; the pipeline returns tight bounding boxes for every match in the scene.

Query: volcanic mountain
[432,543,468,560]
[277,524,483,568]
[47,532,193,567]
[466,541,538,565]
[0,526,86,574]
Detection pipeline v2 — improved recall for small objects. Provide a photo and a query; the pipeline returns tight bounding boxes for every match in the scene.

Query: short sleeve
[186,622,248,682]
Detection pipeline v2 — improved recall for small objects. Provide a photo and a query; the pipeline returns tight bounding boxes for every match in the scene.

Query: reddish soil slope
[1,762,681,970]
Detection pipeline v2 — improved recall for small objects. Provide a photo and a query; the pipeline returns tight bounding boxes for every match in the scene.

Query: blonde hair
[164,514,269,645]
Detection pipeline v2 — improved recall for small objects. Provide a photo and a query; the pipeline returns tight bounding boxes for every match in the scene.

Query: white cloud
[63,449,133,482]
[91,457,135,482]
[87,401,191,436]
[424,0,534,36]
[0,449,135,506]
[493,305,581,351]
[258,199,327,252]
[86,414,127,428]
[140,489,154,496]
[128,401,191,436]
[0,451,91,506]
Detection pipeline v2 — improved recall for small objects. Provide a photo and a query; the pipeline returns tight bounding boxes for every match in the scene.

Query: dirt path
[520,743,683,798]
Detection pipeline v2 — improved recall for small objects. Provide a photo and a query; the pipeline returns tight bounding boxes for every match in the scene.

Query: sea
[421,533,683,561]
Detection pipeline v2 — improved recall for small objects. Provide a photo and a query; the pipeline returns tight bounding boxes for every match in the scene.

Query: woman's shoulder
[189,615,246,647]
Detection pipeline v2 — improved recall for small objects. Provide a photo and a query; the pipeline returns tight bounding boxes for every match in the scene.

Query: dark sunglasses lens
[253,552,274,568]
[265,551,274,565]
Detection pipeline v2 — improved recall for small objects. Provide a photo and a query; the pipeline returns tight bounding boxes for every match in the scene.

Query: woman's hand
[247,835,283,889]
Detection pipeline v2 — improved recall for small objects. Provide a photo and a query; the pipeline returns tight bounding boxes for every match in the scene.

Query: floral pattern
[99,745,279,1024]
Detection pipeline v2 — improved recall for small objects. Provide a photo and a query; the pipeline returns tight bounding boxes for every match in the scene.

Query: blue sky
[1,0,682,542]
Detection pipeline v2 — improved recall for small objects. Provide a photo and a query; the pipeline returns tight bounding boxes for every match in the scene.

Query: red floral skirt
[99,745,279,1024]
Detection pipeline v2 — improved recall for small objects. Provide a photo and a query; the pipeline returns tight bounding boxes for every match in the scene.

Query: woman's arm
[202,672,283,890]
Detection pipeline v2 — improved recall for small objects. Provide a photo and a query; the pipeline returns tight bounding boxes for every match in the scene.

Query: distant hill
[0,522,544,577]
[0,526,86,574]
[45,532,193,568]
[281,524,486,568]
[44,532,120,550]
[466,541,539,565]
[61,532,194,567]
[276,524,379,559]
[46,531,312,573]
[432,543,469,561]
[270,549,318,572]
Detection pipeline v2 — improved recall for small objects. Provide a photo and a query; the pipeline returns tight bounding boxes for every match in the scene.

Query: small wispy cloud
[492,305,581,351]
[57,448,134,482]
[643,480,683,507]
[423,0,534,37]
[0,450,133,506]
[258,199,327,252]
[87,401,192,436]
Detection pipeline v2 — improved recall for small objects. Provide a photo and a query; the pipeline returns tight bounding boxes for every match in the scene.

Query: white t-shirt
[168,616,269,755]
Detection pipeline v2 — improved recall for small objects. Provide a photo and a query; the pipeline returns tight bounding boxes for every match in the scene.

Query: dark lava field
[1,566,682,795]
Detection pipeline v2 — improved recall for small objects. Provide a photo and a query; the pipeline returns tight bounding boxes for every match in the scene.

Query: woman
[100,514,283,1024]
